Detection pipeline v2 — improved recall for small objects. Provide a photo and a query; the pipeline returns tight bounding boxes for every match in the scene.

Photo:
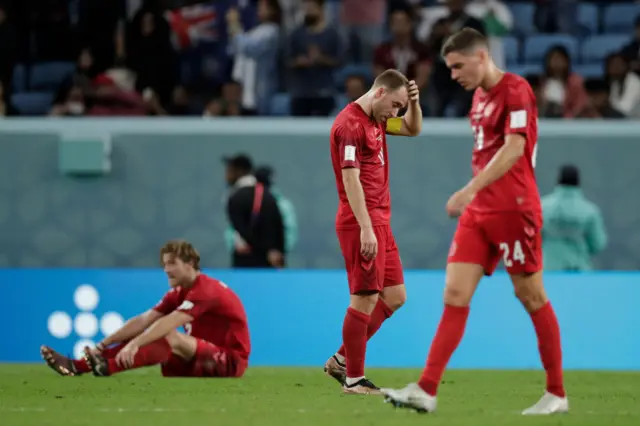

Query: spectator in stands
[332,74,368,114]
[465,0,513,69]
[539,45,587,119]
[542,165,607,271]
[0,4,16,89]
[424,0,485,117]
[620,16,640,75]
[49,85,87,117]
[577,79,626,119]
[534,0,578,36]
[606,53,640,119]
[0,80,17,116]
[203,81,247,117]
[373,6,431,93]
[339,0,386,63]
[54,48,99,108]
[165,85,195,116]
[287,0,342,116]
[126,9,178,106]
[228,0,282,116]
[86,73,151,116]
[31,0,77,61]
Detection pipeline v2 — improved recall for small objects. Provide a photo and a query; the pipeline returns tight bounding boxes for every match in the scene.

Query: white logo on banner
[47,284,125,359]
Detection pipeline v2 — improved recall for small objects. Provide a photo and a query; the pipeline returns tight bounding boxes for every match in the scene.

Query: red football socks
[530,301,565,397]
[73,343,127,373]
[337,298,393,358]
[418,304,470,396]
[72,359,91,373]
[342,307,370,378]
[107,339,172,375]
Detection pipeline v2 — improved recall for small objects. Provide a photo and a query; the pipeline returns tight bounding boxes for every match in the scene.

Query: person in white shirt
[606,52,640,118]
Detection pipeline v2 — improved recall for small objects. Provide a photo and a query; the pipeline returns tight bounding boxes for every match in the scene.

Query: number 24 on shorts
[500,240,525,267]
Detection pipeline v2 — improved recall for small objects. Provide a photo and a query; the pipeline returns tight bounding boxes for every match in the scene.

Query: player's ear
[374,87,385,98]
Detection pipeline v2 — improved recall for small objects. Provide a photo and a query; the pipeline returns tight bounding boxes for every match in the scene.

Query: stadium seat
[334,63,372,90]
[580,35,630,64]
[508,3,536,35]
[603,4,640,34]
[523,35,579,65]
[30,62,75,91]
[269,93,290,116]
[573,64,604,80]
[11,92,54,116]
[508,64,543,78]
[11,64,27,93]
[577,3,599,35]
[503,36,520,67]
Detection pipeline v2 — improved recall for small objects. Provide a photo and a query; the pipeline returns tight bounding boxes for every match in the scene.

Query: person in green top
[541,165,607,271]
[224,165,298,258]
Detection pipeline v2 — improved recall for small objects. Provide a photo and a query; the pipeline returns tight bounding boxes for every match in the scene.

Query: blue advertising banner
[0,269,637,370]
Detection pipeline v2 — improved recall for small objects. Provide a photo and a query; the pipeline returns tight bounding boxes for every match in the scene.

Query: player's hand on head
[446,187,476,218]
[407,80,420,103]
[360,226,378,259]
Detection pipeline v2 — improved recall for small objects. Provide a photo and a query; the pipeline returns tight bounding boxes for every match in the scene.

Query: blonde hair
[160,240,201,270]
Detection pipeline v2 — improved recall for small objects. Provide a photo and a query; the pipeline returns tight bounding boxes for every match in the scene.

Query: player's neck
[182,271,200,289]
[355,95,375,121]
[480,63,505,92]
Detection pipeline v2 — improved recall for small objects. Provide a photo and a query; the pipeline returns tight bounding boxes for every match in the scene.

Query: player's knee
[513,276,548,313]
[443,285,472,306]
[381,285,406,311]
[350,291,379,314]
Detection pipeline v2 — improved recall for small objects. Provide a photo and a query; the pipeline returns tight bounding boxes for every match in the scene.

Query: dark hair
[263,0,282,25]
[441,27,488,57]
[544,45,571,81]
[558,165,580,187]
[373,69,408,90]
[389,5,414,21]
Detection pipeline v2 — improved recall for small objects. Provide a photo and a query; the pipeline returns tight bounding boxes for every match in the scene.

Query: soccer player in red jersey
[325,69,423,394]
[41,240,250,378]
[382,28,568,415]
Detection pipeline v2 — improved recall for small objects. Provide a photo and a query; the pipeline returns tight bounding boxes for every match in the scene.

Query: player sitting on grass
[41,240,251,378]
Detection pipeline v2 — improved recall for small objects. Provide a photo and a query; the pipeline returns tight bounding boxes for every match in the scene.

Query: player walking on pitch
[382,28,568,415]
[41,240,250,379]
[326,69,423,394]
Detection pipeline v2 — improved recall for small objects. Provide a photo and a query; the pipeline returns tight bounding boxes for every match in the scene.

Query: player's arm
[98,309,164,348]
[338,125,372,228]
[386,81,422,137]
[466,133,525,193]
[129,310,194,349]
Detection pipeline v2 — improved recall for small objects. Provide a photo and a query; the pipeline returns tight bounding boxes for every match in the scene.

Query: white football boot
[381,383,437,413]
[522,391,569,415]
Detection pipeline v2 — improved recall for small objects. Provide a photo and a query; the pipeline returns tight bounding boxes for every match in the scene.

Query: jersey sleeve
[152,289,180,315]
[176,287,216,319]
[503,82,535,137]
[335,124,366,169]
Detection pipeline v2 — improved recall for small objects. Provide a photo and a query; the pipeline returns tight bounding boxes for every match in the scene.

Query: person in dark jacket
[223,154,285,268]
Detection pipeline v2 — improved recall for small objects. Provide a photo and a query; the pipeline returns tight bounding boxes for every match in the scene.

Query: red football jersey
[153,274,250,359]
[467,72,541,214]
[330,103,391,229]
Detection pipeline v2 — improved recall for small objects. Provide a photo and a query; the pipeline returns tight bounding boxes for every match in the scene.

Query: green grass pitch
[1,365,638,426]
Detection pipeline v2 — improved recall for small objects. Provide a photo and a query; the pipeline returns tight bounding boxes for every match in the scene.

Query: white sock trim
[346,376,365,386]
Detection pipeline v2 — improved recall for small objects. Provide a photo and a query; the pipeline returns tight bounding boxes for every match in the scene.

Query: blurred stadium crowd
[1,0,640,119]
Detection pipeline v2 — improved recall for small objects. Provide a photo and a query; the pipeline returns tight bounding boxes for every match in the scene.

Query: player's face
[372,86,408,122]
[162,254,192,287]
[445,50,485,91]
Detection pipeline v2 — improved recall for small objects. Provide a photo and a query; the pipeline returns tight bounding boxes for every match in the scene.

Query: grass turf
[0,365,638,426]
